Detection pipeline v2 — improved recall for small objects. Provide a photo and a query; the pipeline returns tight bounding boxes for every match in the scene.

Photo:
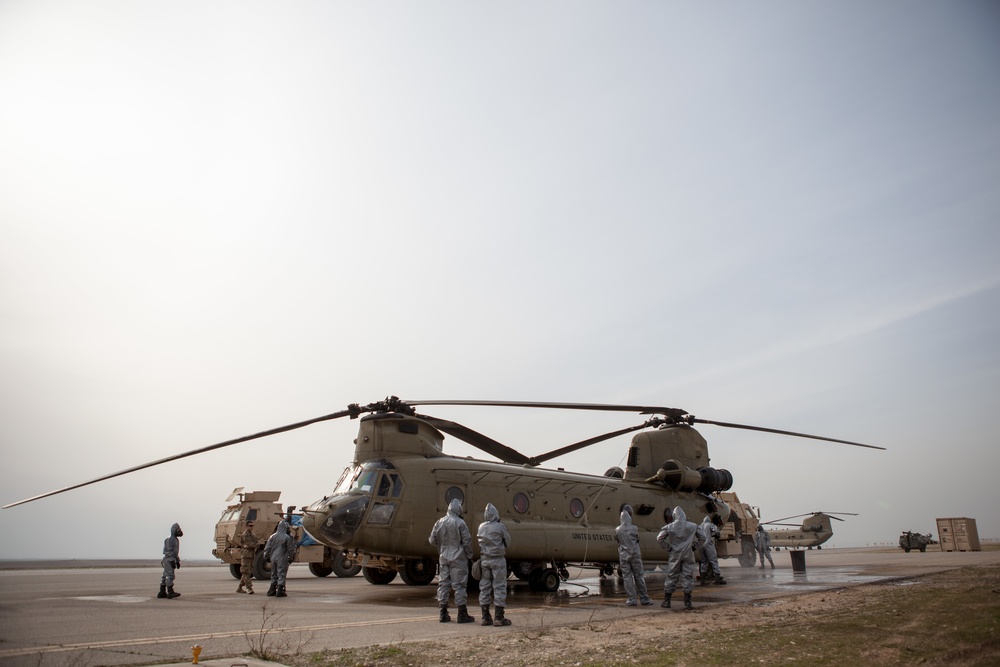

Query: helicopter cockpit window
[351,470,378,493]
[376,474,391,497]
[390,474,403,498]
[333,466,356,495]
[513,492,529,514]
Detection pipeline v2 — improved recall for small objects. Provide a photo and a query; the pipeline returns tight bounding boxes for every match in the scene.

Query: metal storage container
[935,517,980,552]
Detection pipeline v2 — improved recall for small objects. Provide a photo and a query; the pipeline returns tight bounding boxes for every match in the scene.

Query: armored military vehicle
[898,531,935,553]
[212,488,361,580]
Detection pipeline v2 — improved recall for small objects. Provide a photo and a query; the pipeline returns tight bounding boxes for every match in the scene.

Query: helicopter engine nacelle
[649,459,734,493]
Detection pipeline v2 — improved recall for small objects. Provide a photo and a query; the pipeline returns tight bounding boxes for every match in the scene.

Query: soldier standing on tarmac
[656,507,703,610]
[698,515,726,586]
[264,520,296,597]
[755,525,776,569]
[236,521,258,594]
[157,523,183,599]
[429,498,475,624]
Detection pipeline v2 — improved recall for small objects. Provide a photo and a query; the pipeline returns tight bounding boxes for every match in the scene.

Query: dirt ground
[288,564,1000,667]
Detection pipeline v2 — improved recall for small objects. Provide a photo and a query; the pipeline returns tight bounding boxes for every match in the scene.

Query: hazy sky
[2,1,998,560]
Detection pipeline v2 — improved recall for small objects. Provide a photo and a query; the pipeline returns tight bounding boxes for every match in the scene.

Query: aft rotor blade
[416,415,531,466]
[3,408,359,509]
[690,418,884,450]
[531,422,653,466]
[407,399,688,420]
[763,512,815,524]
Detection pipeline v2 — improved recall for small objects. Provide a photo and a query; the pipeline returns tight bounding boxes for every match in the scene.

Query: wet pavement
[1,547,996,667]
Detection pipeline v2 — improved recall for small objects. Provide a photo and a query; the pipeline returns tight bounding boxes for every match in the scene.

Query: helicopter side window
[445,486,464,506]
[513,492,529,514]
[569,498,584,519]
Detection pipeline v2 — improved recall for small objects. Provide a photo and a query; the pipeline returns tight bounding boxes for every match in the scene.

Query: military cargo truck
[713,491,761,567]
[212,488,361,580]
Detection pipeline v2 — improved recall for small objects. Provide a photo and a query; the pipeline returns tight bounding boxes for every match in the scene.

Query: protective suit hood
[171,523,183,538]
[484,503,499,523]
[672,506,687,523]
[277,520,290,534]
[620,510,633,527]
[447,498,463,517]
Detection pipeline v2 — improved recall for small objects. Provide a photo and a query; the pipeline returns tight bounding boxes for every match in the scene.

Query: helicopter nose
[306,495,370,547]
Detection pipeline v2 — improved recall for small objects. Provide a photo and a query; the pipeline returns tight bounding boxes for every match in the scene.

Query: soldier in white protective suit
[614,505,652,606]
[477,503,512,626]
[263,520,296,597]
[755,524,775,569]
[656,507,704,610]
[429,498,475,623]
[698,515,726,586]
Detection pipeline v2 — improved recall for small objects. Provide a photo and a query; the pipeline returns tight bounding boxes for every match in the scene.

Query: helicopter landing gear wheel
[252,550,272,581]
[511,562,533,581]
[530,567,560,592]
[399,558,436,585]
[362,565,398,585]
[229,564,242,579]
[308,562,334,577]
[332,551,362,577]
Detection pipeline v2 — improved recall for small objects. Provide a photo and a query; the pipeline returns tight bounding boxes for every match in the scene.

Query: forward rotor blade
[530,422,654,466]
[690,418,884,450]
[3,408,359,509]
[416,415,531,466]
[406,399,688,420]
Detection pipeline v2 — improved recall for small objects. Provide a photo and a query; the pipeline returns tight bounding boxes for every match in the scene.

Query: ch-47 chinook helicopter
[3,397,882,592]
[762,512,858,550]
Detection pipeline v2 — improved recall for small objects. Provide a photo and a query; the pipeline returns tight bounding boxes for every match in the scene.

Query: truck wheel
[399,558,436,585]
[903,547,910,553]
[253,550,272,581]
[229,564,242,580]
[308,562,334,577]
[739,538,757,567]
[332,551,362,578]
[918,544,926,552]
[362,566,397,585]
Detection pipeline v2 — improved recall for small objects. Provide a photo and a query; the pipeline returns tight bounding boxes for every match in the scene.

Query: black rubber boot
[276,585,287,598]
[166,586,180,599]
[683,592,693,610]
[456,605,474,624]
[480,605,493,626]
[494,607,511,626]
[715,576,727,585]
[661,592,672,608]
[157,585,168,599]
[439,605,451,623]
[266,583,277,597]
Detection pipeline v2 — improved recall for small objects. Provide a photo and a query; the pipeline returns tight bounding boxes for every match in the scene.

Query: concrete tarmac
[1,547,997,667]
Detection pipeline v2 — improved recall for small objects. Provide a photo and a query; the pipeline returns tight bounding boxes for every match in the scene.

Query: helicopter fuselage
[300,411,733,582]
